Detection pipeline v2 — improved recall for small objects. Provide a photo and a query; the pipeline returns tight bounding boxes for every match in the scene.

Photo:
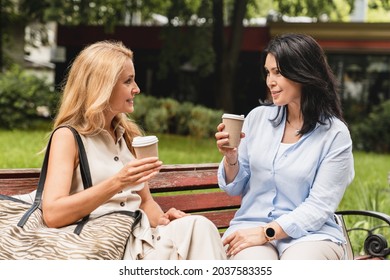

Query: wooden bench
[0,164,389,260]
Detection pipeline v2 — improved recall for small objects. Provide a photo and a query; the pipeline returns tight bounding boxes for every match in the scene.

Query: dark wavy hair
[260,33,345,134]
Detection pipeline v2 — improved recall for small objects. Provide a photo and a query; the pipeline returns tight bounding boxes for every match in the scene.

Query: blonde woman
[39,40,226,260]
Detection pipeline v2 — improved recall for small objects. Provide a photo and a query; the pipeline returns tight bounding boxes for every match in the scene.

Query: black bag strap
[17,126,93,233]
[67,126,93,191]
[66,126,93,234]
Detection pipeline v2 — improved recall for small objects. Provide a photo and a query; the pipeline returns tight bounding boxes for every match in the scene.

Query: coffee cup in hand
[222,113,245,148]
[132,136,159,159]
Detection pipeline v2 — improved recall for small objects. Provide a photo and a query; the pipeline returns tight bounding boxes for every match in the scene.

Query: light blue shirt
[218,105,355,255]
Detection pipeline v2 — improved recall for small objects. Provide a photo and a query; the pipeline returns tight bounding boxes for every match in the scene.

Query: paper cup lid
[132,136,159,147]
[222,113,245,121]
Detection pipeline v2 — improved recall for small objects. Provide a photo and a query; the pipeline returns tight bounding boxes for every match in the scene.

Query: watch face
[266,227,275,238]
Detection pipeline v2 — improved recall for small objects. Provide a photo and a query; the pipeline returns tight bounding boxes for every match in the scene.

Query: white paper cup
[132,136,159,158]
[222,113,245,148]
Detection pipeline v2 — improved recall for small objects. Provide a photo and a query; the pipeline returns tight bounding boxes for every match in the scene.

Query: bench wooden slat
[148,169,218,191]
[153,192,241,212]
[155,163,219,172]
[0,169,40,196]
[200,210,236,230]
[0,168,41,179]
[0,179,39,195]
[0,165,221,194]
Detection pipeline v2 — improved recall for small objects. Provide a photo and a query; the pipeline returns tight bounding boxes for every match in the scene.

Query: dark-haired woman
[215,33,354,260]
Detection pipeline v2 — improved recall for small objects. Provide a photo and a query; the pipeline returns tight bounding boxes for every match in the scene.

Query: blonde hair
[54,40,142,154]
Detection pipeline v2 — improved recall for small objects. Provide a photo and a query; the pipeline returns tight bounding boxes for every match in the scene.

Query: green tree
[1,0,28,68]
[2,0,390,112]
[274,0,354,19]
[212,0,249,112]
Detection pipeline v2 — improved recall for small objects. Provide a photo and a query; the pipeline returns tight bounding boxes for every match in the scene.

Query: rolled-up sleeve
[218,161,250,196]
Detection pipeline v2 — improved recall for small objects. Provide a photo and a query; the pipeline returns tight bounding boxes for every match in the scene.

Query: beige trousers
[229,240,344,260]
[127,214,227,260]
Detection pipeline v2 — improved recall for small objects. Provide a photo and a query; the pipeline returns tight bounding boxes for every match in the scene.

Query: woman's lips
[271,91,281,98]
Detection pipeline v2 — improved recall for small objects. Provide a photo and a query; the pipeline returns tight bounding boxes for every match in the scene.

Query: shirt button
[120,202,125,207]
[114,156,119,161]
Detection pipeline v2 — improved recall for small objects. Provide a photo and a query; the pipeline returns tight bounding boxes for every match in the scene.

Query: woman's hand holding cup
[116,157,162,191]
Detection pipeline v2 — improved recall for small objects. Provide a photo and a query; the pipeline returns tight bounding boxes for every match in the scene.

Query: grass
[0,129,50,168]
[340,151,390,213]
[156,133,222,164]
[1,128,389,257]
[0,129,222,168]
[338,151,390,257]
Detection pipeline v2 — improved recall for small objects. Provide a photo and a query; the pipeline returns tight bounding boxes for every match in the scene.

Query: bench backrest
[0,163,241,233]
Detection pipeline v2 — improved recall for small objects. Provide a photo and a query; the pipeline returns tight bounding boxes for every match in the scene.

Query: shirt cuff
[276,215,308,239]
[217,160,248,196]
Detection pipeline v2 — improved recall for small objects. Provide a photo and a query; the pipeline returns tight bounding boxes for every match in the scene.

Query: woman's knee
[186,215,218,230]
[170,215,219,236]
[229,244,278,260]
[281,241,344,260]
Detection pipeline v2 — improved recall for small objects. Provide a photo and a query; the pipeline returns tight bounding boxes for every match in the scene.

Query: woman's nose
[268,80,276,87]
[133,84,140,94]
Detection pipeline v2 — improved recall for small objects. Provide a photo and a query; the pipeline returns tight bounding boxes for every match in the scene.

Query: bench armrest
[336,210,390,259]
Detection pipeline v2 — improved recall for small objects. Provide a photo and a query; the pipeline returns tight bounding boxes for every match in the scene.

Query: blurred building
[49,22,390,116]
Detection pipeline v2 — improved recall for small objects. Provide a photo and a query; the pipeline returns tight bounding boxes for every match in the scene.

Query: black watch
[264,226,276,242]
